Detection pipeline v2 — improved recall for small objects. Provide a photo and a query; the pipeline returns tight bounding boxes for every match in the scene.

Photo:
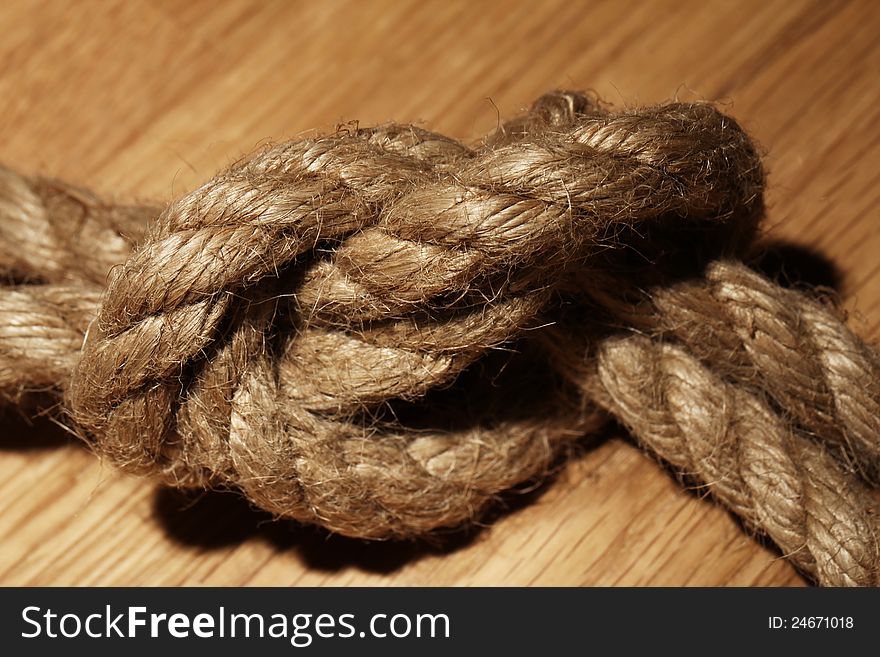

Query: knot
[2,91,879,585]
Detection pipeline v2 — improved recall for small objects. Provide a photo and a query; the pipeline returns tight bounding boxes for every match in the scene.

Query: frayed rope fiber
[2,91,880,586]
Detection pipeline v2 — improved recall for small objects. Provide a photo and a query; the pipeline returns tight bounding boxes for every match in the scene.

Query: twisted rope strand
[587,334,879,587]
[581,261,880,481]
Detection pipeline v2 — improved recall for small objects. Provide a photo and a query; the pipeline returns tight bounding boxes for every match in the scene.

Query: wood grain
[1,0,878,586]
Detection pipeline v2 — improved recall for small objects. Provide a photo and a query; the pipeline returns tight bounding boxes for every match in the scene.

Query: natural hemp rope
[2,91,879,586]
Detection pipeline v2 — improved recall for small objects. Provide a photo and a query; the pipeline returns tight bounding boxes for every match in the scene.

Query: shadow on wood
[752,240,844,293]
[151,473,563,575]
[0,400,74,451]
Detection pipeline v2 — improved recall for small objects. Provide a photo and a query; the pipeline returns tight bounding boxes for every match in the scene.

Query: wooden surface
[1,0,878,586]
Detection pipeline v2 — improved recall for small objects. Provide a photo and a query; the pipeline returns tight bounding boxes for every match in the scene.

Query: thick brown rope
[541,320,880,587]
[581,262,880,482]
[1,91,879,585]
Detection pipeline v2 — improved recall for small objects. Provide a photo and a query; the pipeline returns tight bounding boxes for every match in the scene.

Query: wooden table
[1,0,877,586]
